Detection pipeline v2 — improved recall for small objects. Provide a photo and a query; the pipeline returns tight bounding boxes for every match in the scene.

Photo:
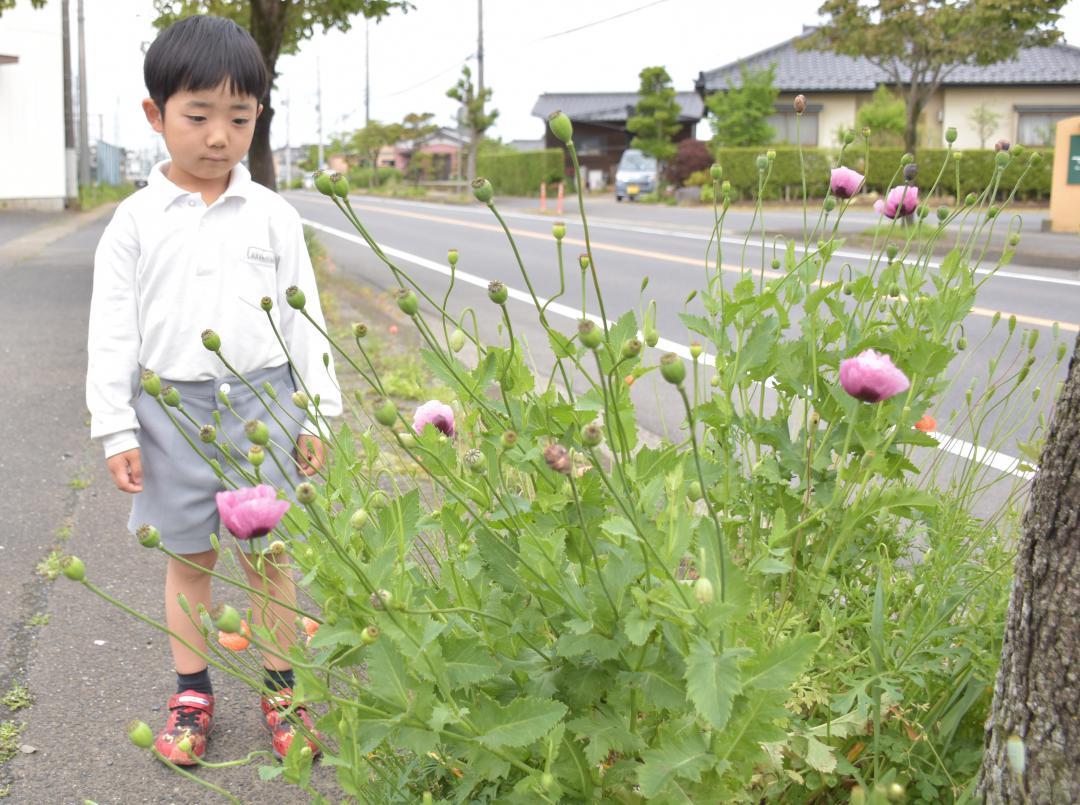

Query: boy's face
[142,82,262,183]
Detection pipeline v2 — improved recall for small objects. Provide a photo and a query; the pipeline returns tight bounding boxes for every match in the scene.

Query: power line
[535,0,672,42]
[380,52,475,99]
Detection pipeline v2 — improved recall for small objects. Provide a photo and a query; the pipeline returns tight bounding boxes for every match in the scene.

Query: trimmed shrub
[348,166,405,188]
[667,139,713,186]
[477,149,564,196]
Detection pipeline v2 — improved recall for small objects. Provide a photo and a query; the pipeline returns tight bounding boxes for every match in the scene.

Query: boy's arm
[276,209,343,424]
[86,208,143,461]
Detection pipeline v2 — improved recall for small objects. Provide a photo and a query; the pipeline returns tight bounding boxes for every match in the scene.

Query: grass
[35,549,63,581]
[1,685,31,712]
[26,614,49,628]
[858,221,936,244]
[68,476,91,491]
[0,721,25,764]
[77,182,135,211]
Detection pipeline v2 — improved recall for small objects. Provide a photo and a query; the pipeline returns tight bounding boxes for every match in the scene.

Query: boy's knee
[169,549,218,579]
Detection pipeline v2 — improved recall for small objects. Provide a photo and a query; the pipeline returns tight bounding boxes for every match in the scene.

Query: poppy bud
[213,603,242,634]
[247,445,265,466]
[886,244,899,260]
[578,254,590,271]
[956,337,967,351]
[823,196,836,212]
[916,204,929,219]
[296,482,316,505]
[352,322,368,339]
[201,329,221,352]
[547,110,573,144]
[903,163,917,182]
[964,192,977,206]
[369,489,389,509]
[136,524,160,549]
[793,94,806,114]
[900,152,914,166]
[245,419,270,446]
[552,222,566,240]
[261,296,273,312]
[350,508,369,529]
[1011,144,1025,158]
[660,353,685,385]
[687,480,702,501]
[709,163,722,181]
[1029,151,1043,166]
[756,155,769,171]
[953,151,964,161]
[889,283,900,298]
[286,286,306,310]
[766,150,776,162]
[694,576,714,604]
[945,126,957,144]
[373,398,398,427]
[937,206,950,221]
[861,126,871,139]
[581,422,603,447]
[487,280,508,305]
[449,328,466,352]
[844,130,856,145]
[1007,233,1020,247]
[644,327,659,348]
[395,288,419,316]
[262,381,277,401]
[578,320,602,349]
[994,139,1010,152]
[128,720,154,749]
[771,257,780,269]
[292,390,309,409]
[313,170,333,196]
[141,370,162,397]
[61,555,85,581]
[689,341,703,359]
[622,338,642,359]
[162,386,181,408]
[472,177,494,204]
[987,206,1000,219]
[332,172,350,198]
[995,151,1010,168]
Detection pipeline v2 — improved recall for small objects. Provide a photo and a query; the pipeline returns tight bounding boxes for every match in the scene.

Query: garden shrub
[477,149,563,197]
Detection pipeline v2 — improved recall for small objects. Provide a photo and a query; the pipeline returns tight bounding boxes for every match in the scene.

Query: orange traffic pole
[540,182,547,212]
[557,182,564,215]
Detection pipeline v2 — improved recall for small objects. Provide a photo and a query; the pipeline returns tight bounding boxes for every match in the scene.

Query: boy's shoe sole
[155,689,215,766]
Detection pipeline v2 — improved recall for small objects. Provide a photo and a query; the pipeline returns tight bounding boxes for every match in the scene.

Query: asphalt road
[287,189,1077,485]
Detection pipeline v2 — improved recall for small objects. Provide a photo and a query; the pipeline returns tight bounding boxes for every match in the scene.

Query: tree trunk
[247,0,288,191]
[904,88,922,154]
[978,332,1080,802]
[466,126,478,184]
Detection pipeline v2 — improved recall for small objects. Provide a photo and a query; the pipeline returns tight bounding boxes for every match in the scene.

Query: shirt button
[188,200,196,207]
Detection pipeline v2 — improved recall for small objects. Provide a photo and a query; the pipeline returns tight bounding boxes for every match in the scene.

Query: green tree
[399,112,438,185]
[447,64,497,183]
[626,66,682,187]
[0,0,45,15]
[152,0,412,190]
[803,0,1066,152]
[856,84,907,146]
[350,120,403,187]
[705,64,778,148]
[968,103,1002,148]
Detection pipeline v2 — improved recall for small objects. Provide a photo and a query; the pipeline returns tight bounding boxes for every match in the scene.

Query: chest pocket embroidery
[245,246,277,269]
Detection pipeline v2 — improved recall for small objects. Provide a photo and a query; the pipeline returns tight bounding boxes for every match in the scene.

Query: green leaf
[443,639,498,687]
[684,636,746,730]
[471,693,568,750]
[637,729,715,798]
[804,736,837,773]
[742,634,818,690]
[567,706,646,766]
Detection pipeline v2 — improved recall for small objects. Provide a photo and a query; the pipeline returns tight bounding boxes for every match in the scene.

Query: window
[767,104,819,145]
[574,134,606,156]
[1016,106,1080,146]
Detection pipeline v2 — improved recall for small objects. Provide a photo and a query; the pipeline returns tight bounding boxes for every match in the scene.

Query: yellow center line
[337,199,1077,333]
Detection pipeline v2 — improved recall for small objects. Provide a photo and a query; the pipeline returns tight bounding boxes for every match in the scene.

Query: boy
[85,15,341,765]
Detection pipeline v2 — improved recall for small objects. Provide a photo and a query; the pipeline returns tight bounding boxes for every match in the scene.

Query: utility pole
[477,0,484,104]
[61,0,77,205]
[76,0,90,187]
[364,18,371,126]
[316,55,324,169]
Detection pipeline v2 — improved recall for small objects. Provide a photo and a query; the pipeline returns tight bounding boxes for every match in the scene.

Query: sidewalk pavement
[0,208,340,803]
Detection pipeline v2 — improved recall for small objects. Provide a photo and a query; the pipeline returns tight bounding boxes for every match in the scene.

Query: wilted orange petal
[219,631,250,651]
[389,324,399,334]
[625,374,635,386]
[914,414,936,432]
[302,617,320,637]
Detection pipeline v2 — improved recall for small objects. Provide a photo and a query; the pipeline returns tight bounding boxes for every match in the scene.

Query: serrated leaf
[804,736,837,773]
[567,706,646,766]
[471,694,567,749]
[637,731,714,798]
[742,634,818,690]
[684,636,746,730]
[443,639,498,687]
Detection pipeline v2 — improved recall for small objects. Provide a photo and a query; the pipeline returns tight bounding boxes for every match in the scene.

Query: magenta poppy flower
[413,400,455,438]
[216,485,290,540]
[839,349,910,403]
[873,185,919,219]
[830,167,864,199]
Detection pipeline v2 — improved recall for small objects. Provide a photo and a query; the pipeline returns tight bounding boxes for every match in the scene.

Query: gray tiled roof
[531,92,705,123]
[700,36,1080,92]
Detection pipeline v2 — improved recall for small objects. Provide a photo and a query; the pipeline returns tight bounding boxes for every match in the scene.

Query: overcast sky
[78,0,1080,154]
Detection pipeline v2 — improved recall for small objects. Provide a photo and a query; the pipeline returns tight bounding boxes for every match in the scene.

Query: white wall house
[0,2,66,209]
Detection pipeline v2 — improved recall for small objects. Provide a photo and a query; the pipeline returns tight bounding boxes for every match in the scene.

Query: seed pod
[937,206,950,221]
[447,248,458,266]
[213,603,242,634]
[995,150,1010,168]
[964,192,977,206]
[260,295,273,312]
[687,480,702,502]
[578,320,602,349]
[285,285,306,310]
[500,430,518,449]
[140,369,162,397]
[552,222,566,240]
[245,419,270,446]
[756,154,769,171]
[360,625,380,645]
[350,508,369,529]
[471,177,494,204]
[449,328,466,352]
[900,152,914,166]
[689,341,703,359]
[487,280,508,305]
[1029,151,1043,166]
[578,253,590,271]
[313,170,334,196]
[987,206,1000,219]
[463,447,485,473]
[660,353,685,385]
[136,524,160,549]
[793,94,806,114]
[581,422,603,447]
[373,398,398,427]
[247,445,265,467]
[766,149,776,162]
[329,172,349,198]
[709,163,722,181]
[296,482,317,505]
[945,126,957,143]
[128,720,154,749]
[162,386,181,408]
[694,576,715,605]
[622,338,642,359]
[395,287,419,316]
[823,196,836,212]
[292,390,309,409]
[201,328,221,352]
[886,244,899,260]
[547,110,573,144]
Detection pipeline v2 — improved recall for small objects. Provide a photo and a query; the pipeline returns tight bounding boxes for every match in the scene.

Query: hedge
[477,149,564,197]
[701,146,1053,201]
[348,166,405,187]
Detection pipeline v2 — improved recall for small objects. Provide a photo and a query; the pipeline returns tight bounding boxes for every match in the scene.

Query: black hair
[144,15,268,113]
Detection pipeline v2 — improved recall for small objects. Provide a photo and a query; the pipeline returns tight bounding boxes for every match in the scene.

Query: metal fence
[93,140,124,185]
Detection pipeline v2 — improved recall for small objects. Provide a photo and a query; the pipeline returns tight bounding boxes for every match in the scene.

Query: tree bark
[978,332,1080,803]
[246,0,288,190]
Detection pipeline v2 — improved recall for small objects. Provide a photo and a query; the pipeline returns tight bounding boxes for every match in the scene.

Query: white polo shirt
[86,160,342,458]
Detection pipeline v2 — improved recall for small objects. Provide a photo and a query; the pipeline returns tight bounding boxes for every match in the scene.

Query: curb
[0,202,118,264]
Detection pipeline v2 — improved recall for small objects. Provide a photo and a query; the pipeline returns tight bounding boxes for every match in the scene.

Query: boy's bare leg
[236,548,297,674]
[165,549,218,674]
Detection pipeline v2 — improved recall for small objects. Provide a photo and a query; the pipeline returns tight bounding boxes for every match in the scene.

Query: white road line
[297,193,1080,289]
[303,216,1037,481]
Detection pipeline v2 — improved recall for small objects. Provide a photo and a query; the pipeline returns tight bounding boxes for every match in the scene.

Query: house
[0,2,66,208]
[696,29,1080,149]
[531,92,704,185]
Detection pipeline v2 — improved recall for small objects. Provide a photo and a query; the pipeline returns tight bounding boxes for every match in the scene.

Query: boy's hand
[106,449,143,493]
[296,435,326,476]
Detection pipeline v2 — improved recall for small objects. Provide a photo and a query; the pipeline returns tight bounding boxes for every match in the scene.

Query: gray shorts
[129,363,307,556]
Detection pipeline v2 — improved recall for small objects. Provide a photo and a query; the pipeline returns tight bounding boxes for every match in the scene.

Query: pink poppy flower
[873,185,919,219]
[215,485,291,540]
[839,349,910,403]
[413,400,455,438]
[830,167,864,199]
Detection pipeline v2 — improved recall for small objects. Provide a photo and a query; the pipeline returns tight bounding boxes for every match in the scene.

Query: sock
[264,667,294,693]
[177,667,213,697]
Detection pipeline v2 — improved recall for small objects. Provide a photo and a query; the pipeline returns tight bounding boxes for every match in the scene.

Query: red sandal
[155,690,214,766]
[260,687,321,760]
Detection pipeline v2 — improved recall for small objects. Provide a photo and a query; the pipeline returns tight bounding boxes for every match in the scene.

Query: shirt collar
[147,159,253,210]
